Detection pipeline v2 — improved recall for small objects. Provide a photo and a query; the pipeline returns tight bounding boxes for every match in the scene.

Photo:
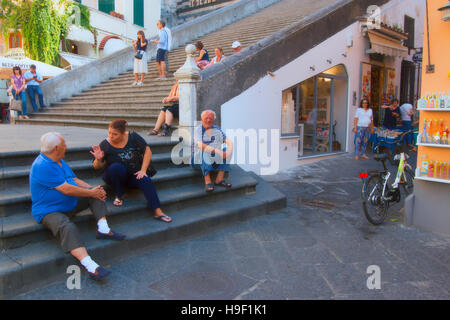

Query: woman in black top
[91,120,172,223]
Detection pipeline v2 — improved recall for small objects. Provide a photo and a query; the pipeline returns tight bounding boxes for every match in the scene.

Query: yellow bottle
[420,154,429,176]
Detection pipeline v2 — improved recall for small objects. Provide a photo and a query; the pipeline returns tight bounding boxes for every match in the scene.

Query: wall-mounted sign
[4,48,26,60]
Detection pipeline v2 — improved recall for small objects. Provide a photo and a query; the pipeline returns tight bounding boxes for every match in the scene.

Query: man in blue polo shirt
[30,132,126,280]
[24,64,48,112]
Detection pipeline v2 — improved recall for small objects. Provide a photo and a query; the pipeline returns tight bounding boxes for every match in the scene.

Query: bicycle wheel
[362,175,388,225]
[401,167,415,195]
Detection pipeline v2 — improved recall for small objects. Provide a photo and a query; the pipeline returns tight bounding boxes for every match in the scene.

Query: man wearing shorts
[152,20,169,80]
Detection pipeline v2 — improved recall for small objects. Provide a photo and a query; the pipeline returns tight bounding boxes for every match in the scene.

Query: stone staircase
[16,0,334,132]
[0,137,286,298]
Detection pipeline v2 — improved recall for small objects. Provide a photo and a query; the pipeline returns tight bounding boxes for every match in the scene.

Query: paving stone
[315,263,369,296]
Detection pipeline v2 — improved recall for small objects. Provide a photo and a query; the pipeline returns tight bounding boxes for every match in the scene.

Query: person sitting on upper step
[29,132,126,281]
[147,81,179,137]
[231,41,242,54]
[191,110,234,193]
[205,47,226,69]
[194,41,210,70]
[91,119,172,223]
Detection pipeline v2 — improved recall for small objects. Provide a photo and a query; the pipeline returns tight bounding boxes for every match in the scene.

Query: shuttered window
[134,0,144,27]
[99,0,115,14]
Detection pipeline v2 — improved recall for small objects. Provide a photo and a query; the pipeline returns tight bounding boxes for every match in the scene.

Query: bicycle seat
[374,153,388,161]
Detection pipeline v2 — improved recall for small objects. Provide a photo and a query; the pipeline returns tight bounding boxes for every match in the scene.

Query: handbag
[135,50,144,60]
[9,95,22,112]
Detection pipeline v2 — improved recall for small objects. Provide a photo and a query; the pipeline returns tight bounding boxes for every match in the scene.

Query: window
[134,0,144,27]
[404,15,415,49]
[98,0,115,14]
[8,33,22,49]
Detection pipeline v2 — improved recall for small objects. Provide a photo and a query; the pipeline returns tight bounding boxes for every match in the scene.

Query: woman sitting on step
[194,41,210,70]
[147,81,179,137]
[91,119,172,223]
[205,47,226,69]
[191,110,234,193]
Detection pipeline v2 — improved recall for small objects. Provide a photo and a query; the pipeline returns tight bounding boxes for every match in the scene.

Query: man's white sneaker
[137,82,143,86]
[131,82,138,86]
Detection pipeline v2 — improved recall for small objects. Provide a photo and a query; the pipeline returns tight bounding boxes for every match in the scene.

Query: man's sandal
[158,124,171,136]
[205,183,214,192]
[113,198,123,206]
[214,180,232,188]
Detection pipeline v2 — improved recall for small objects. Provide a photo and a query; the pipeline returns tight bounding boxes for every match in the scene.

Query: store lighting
[438,1,450,22]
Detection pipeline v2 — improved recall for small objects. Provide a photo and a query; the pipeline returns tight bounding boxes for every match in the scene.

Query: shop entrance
[281,65,348,158]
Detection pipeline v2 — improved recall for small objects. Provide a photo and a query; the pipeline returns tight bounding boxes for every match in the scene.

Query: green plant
[1,0,97,66]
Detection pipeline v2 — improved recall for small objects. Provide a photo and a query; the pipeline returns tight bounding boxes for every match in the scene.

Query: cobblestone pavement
[12,152,450,300]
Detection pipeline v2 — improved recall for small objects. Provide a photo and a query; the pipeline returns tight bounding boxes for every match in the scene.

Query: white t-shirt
[355,108,373,127]
[400,103,413,121]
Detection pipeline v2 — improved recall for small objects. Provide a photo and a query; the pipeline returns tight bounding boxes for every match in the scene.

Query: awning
[0,56,66,79]
[366,30,408,58]
[66,25,95,45]
[59,52,95,70]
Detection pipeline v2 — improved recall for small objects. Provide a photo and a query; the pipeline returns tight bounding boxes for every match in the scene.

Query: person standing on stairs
[152,20,169,80]
[30,132,126,281]
[132,31,148,86]
[10,66,29,120]
[24,64,48,112]
[147,81,179,137]
[91,120,172,223]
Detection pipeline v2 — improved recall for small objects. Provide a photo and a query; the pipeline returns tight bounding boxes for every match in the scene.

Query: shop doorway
[281,65,348,158]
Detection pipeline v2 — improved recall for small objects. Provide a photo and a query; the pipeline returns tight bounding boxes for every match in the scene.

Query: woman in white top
[205,47,226,69]
[354,98,374,160]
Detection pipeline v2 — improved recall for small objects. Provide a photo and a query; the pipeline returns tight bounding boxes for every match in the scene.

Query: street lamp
[438,1,450,22]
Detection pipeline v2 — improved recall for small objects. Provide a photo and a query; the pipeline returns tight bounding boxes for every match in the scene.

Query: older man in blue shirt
[24,64,48,112]
[30,132,126,280]
[152,20,169,80]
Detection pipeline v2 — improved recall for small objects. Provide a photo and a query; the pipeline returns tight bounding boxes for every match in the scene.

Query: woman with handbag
[10,66,29,119]
[91,119,172,223]
[132,31,148,86]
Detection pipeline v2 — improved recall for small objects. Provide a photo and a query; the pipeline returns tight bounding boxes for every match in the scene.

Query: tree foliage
[1,0,95,66]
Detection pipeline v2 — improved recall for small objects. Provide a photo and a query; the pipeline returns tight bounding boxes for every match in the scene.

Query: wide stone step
[0,166,257,250]
[0,171,285,299]
[60,97,166,104]
[38,106,163,115]
[0,153,187,216]
[67,92,168,100]
[14,118,161,133]
[76,88,171,96]
[29,112,167,123]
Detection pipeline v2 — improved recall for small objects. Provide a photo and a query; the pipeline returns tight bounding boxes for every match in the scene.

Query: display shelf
[415,168,450,184]
[417,142,450,148]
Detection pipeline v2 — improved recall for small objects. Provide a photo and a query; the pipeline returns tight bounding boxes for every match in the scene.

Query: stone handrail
[192,0,391,124]
[40,0,281,107]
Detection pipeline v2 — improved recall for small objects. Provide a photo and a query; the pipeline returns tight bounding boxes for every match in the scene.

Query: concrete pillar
[172,44,201,164]
[174,44,201,130]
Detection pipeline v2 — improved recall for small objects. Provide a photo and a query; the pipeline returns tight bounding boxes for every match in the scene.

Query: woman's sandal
[205,183,214,192]
[158,124,171,137]
[214,180,232,188]
[147,129,158,136]
[154,215,172,223]
[113,198,123,207]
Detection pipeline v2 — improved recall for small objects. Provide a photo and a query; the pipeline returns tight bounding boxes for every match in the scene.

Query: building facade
[221,0,425,174]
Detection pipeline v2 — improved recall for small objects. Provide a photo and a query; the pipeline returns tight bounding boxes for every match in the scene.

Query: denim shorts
[156,49,168,62]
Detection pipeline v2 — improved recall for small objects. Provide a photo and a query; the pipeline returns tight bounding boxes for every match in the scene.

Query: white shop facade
[221,0,424,175]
